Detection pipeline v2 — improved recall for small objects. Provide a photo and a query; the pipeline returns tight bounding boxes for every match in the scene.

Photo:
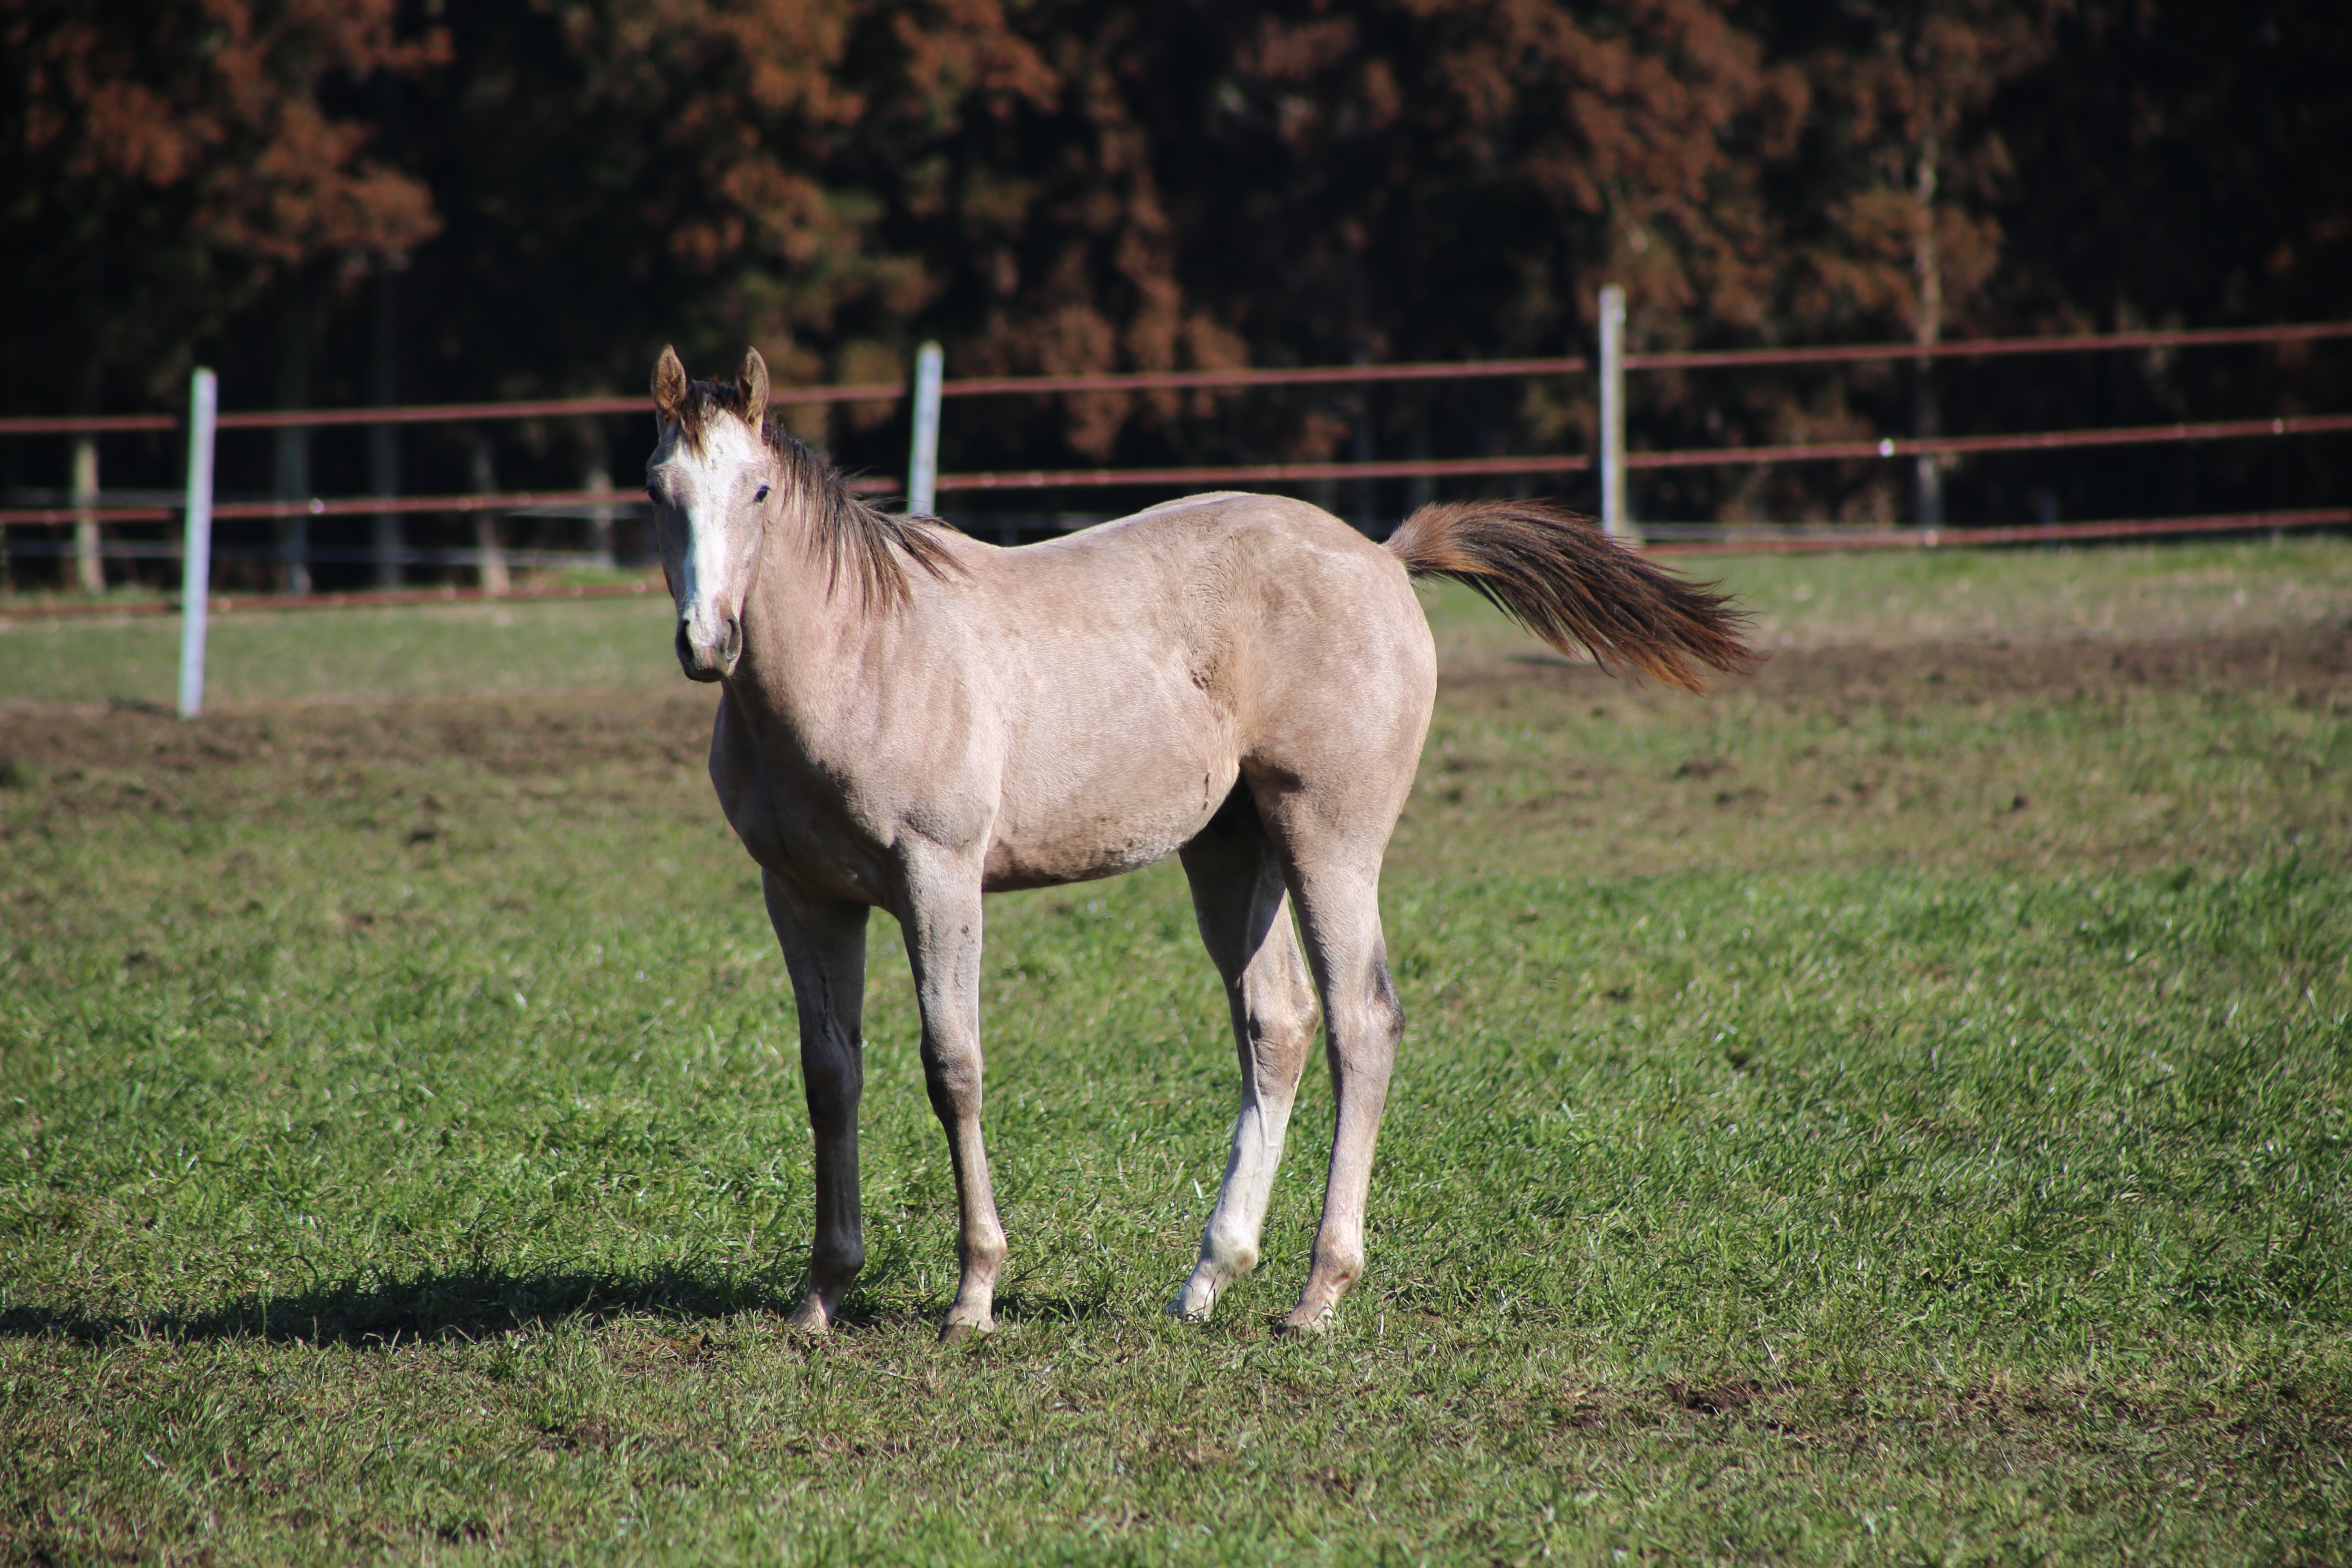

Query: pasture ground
[2,539,2348,1564]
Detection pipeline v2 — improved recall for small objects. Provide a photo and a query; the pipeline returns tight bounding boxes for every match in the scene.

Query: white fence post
[1598,283,1630,539]
[908,340,943,517]
[177,368,218,719]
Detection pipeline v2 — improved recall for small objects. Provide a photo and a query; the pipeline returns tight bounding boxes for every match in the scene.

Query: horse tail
[1384,499,1757,692]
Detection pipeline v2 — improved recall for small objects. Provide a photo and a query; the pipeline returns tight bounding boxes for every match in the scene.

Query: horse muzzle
[676,614,742,682]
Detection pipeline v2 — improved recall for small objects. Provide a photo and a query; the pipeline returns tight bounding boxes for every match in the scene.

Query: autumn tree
[1775,0,2061,523]
[0,0,439,412]
[791,0,1807,491]
[384,1,1048,405]
[1985,0,2352,522]
[7,0,2346,556]
[0,0,439,590]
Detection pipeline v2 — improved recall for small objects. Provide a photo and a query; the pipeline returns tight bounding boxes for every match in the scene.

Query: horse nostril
[674,615,739,681]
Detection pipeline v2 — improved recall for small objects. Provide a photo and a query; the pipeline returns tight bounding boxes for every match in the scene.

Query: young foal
[646,347,1753,1339]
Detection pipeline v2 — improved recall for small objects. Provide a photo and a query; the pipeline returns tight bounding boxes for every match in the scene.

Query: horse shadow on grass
[0,1262,1118,1348]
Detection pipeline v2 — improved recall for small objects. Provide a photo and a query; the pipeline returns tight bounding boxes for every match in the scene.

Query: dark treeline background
[4,0,2348,587]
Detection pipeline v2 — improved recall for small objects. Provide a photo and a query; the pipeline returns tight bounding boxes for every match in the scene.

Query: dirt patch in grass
[0,687,719,784]
[1447,621,2352,710]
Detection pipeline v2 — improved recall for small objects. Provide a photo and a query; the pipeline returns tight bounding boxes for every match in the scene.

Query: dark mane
[675,377,960,610]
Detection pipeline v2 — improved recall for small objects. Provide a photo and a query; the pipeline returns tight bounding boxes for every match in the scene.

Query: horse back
[961,495,1436,878]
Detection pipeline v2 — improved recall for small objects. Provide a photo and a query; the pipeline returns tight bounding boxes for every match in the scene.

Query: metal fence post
[1598,283,1629,539]
[908,340,943,517]
[177,368,218,719]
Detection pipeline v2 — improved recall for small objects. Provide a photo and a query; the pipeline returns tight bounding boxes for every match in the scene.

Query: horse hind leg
[1171,793,1320,1322]
[1272,848,1405,1333]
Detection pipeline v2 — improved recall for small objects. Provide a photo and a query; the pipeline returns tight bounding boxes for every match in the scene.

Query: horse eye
[754,485,771,503]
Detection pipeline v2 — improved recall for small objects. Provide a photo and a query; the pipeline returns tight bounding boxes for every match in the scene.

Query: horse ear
[653,345,688,421]
[737,347,770,431]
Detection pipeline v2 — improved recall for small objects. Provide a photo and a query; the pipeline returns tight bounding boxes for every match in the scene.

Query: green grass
[1724,534,2352,646]
[1,541,2348,1563]
[5,534,2348,711]
[0,591,675,709]
[1424,534,2352,664]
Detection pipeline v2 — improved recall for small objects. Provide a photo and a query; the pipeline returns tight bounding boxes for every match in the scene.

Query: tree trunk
[1350,345,1375,532]
[1911,130,1945,530]
[1405,400,1433,517]
[370,258,403,590]
[274,275,314,595]
[470,436,509,596]
[583,426,615,568]
[70,434,102,595]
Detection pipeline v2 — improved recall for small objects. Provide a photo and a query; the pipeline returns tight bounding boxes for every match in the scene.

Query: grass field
[2,537,2348,1564]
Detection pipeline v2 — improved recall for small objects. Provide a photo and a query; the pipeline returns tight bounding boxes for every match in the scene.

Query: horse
[644,345,1753,1339]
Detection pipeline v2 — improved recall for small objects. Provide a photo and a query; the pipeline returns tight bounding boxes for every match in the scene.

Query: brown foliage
[1,0,441,403]
[10,0,440,262]
[1791,0,2062,345]
[7,0,2347,543]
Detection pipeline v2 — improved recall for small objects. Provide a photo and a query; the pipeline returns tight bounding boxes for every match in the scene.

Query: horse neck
[735,487,888,726]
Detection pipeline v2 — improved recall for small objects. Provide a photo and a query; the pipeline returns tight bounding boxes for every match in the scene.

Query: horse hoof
[786,1302,833,1339]
[1169,1276,1217,1322]
[1277,1305,1335,1336]
[938,1316,993,1344]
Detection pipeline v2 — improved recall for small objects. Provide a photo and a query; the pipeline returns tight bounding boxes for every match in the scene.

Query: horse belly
[981,727,1233,892]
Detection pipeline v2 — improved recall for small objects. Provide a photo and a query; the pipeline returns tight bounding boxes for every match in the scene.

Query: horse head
[646,345,777,682]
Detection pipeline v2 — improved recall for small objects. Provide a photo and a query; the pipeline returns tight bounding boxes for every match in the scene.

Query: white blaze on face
[670,417,768,661]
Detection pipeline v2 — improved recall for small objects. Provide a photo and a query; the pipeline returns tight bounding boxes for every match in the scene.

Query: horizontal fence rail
[0,579,662,621]
[17,395,2343,519]
[0,537,637,568]
[935,356,1595,396]
[6,311,2339,716]
[0,503,179,526]
[1625,320,2352,371]
[3,316,2346,604]
[1622,412,2352,471]
[0,413,180,436]
[935,452,1596,494]
[1645,507,2352,556]
[5,508,2339,624]
[0,484,903,529]
[10,319,2350,437]
[932,411,2351,494]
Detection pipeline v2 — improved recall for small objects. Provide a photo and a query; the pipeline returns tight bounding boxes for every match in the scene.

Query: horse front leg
[898,857,1007,1340]
[763,874,871,1336]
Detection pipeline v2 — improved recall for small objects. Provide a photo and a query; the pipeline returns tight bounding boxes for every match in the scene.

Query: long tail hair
[1385,500,1757,692]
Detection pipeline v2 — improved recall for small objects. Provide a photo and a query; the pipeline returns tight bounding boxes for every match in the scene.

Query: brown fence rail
[932,412,2352,494]
[1626,320,2352,371]
[0,579,662,620]
[4,316,2346,605]
[7,319,2349,437]
[1,507,2338,624]
[1645,508,2352,557]
[1623,412,2352,471]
